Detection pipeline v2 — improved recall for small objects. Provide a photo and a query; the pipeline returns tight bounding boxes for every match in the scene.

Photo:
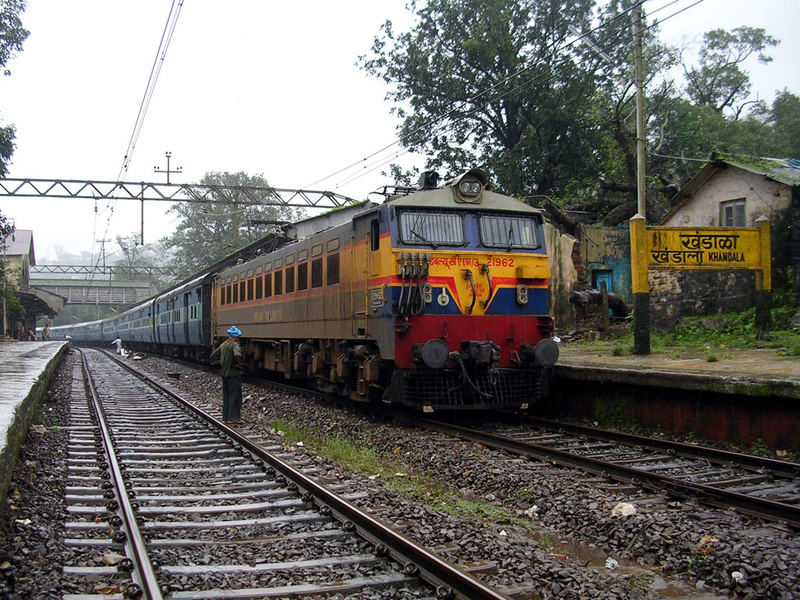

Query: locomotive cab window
[398,210,465,247]
[479,214,541,249]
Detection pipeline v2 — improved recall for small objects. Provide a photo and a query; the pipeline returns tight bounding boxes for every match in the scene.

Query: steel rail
[516,415,800,479]
[107,352,512,600]
[80,350,164,599]
[419,417,800,529]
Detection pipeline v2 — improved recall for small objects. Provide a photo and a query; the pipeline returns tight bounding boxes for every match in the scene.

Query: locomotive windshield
[479,214,541,250]
[398,211,465,247]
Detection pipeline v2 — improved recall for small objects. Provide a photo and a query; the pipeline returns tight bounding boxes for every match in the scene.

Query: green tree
[0,0,29,176]
[764,90,800,158]
[568,0,679,224]
[113,232,171,294]
[1,211,19,334]
[359,0,600,198]
[682,27,779,118]
[160,171,301,281]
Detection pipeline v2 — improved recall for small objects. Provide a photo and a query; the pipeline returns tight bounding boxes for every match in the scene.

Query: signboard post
[629,216,771,354]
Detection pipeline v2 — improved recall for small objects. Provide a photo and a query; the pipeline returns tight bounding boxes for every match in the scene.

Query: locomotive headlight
[516,284,529,305]
[459,180,482,195]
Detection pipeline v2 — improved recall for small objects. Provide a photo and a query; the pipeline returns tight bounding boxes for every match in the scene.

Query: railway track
[62,349,510,600]
[419,415,800,529]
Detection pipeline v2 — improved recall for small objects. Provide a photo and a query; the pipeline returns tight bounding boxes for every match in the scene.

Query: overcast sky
[1,0,798,263]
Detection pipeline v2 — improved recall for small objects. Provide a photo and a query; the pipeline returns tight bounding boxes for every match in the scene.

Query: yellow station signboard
[629,216,771,294]
[647,228,762,269]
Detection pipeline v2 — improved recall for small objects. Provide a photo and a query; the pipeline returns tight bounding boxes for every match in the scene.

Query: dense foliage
[0,0,28,177]
[360,0,797,225]
[159,171,302,281]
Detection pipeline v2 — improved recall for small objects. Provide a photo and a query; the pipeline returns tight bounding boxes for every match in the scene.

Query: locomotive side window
[298,262,308,291]
[370,219,380,251]
[226,284,232,304]
[247,278,254,300]
[327,254,340,285]
[274,270,283,295]
[311,258,323,288]
[264,273,272,297]
[479,214,541,249]
[398,211,465,246]
[255,276,263,299]
[239,281,246,302]
[286,266,296,293]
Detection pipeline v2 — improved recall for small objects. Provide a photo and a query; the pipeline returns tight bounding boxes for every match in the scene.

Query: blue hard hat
[227,326,241,337]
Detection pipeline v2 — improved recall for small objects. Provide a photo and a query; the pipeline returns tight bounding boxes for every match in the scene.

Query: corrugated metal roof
[713,153,800,187]
[2,229,35,264]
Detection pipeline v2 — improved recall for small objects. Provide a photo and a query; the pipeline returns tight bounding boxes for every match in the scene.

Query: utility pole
[154,151,182,184]
[634,5,646,218]
[96,239,110,270]
[632,3,650,355]
[150,152,183,246]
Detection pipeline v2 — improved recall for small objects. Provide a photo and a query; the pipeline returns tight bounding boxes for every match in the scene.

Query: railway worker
[42,323,51,341]
[210,326,244,423]
[112,337,123,355]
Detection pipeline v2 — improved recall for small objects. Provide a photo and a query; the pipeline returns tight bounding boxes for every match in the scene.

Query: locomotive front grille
[398,368,542,410]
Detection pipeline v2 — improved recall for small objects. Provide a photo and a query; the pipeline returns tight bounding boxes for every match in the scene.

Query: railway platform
[553,344,800,451]
[556,344,800,399]
[0,341,69,504]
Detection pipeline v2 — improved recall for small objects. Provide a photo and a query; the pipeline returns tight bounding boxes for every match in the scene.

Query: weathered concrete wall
[581,227,632,302]
[661,168,791,228]
[649,270,757,328]
[545,223,577,331]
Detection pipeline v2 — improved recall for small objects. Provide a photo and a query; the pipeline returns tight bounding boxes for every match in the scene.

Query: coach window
[327,253,340,285]
[311,258,323,288]
[286,266,296,293]
[298,262,308,291]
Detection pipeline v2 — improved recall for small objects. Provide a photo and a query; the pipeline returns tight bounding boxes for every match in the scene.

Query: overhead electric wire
[86,1,184,285]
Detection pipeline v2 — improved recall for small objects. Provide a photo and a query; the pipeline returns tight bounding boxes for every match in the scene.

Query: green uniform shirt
[210,338,242,377]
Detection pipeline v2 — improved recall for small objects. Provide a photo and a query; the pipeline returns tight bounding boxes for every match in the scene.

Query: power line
[88,1,184,281]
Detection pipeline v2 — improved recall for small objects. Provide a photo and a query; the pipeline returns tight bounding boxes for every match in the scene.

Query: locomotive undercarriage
[239,335,550,411]
[242,337,389,403]
[388,366,545,412]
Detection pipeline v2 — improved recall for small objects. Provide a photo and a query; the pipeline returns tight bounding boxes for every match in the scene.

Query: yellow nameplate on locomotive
[515,265,551,279]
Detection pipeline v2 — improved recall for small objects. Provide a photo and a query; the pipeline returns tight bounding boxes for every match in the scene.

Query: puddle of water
[529,532,728,599]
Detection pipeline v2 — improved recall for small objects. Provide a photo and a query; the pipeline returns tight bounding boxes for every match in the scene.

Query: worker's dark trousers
[222,375,242,422]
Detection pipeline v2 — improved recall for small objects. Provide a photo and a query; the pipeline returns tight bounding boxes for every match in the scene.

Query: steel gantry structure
[3,178,360,306]
[30,264,173,306]
[0,178,360,242]
[0,178,358,207]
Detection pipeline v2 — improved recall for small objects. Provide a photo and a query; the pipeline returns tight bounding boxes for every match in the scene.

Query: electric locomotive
[213,169,558,411]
